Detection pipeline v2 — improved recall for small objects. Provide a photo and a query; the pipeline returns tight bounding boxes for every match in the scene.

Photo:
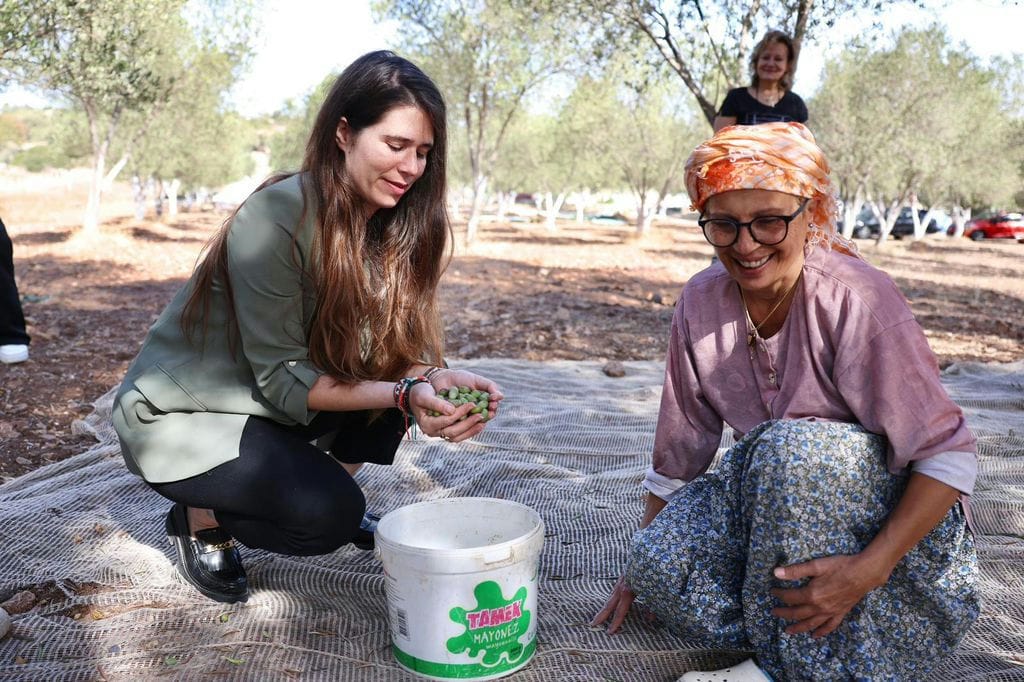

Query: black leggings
[150,409,406,556]
[0,217,30,346]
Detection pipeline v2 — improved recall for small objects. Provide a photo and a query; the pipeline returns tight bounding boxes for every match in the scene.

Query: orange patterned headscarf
[684,122,859,258]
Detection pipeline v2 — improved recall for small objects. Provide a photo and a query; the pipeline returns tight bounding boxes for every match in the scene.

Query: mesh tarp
[1,359,1022,680]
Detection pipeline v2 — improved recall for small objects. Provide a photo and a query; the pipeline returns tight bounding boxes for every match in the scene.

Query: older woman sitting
[593,122,979,681]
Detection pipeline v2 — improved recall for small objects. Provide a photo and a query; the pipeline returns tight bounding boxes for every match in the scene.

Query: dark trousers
[0,218,30,346]
[150,409,406,556]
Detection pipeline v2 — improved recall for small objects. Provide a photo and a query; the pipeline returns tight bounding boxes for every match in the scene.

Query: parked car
[589,213,628,226]
[961,212,1024,241]
[890,208,952,238]
[839,207,880,239]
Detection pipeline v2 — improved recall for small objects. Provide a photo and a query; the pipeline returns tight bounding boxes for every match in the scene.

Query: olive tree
[1,0,254,232]
[375,0,578,244]
[491,103,609,230]
[550,0,930,128]
[564,53,702,235]
[269,73,338,172]
[812,28,1020,242]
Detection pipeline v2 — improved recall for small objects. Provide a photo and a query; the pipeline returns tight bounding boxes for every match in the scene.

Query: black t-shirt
[717,87,808,126]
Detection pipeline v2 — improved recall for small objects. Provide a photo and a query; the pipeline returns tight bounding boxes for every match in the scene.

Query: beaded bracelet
[394,376,427,411]
[394,374,429,416]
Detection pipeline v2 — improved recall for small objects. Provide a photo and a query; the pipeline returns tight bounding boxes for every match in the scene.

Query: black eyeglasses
[698,200,809,247]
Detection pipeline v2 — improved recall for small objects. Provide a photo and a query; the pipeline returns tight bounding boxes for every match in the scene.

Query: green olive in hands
[427,385,491,421]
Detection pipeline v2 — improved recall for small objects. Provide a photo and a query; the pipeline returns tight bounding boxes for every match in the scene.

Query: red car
[963,212,1024,241]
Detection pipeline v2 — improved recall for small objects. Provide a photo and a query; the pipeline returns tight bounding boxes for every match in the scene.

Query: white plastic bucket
[375,497,545,681]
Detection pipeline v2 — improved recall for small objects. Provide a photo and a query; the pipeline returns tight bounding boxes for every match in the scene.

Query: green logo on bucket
[446,581,531,666]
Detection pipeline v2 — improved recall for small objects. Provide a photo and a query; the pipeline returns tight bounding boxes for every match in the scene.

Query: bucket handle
[483,546,513,564]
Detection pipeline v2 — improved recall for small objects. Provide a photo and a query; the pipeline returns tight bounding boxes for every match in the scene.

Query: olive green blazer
[112,175,327,483]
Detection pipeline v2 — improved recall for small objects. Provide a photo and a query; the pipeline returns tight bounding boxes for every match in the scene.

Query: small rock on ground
[603,361,626,378]
[0,608,10,640]
[1,591,36,615]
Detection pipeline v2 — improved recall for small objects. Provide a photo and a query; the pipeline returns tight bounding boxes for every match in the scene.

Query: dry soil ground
[2,169,1023,480]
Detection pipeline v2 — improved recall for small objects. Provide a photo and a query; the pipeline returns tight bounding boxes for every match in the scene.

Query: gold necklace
[740,272,802,348]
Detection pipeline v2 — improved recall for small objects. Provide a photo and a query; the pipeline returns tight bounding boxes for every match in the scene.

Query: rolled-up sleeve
[645,300,725,500]
[225,189,323,425]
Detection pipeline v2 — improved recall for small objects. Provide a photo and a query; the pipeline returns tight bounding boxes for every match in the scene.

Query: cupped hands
[411,369,504,443]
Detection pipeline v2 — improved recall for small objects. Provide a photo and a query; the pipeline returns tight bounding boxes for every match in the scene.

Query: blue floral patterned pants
[627,420,979,681]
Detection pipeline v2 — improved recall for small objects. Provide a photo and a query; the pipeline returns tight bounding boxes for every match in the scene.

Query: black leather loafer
[165,503,248,603]
[352,512,380,551]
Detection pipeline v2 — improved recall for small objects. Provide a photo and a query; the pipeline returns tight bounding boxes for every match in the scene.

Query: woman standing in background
[713,30,808,132]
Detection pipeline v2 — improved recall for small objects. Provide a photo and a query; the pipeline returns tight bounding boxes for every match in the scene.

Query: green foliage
[490,43,702,230]
[812,27,1022,214]
[7,0,186,117]
[9,145,60,172]
[123,45,259,189]
[554,0,923,126]
[1,107,91,168]
[491,110,599,195]
[268,73,337,172]
[572,53,702,230]
[129,111,257,190]
[0,0,256,228]
[378,0,582,241]
[0,112,30,148]
[380,0,574,171]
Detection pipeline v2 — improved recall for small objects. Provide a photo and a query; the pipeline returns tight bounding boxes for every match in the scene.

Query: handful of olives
[428,386,491,421]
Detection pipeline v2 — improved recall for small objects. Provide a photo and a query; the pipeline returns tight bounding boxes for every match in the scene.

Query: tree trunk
[83,145,108,233]
[81,101,121,233]
[640,209,655,235]
[841,186,865,240]
[572,188,591,223]
[792,0,814,55]
[447,189,464,220]
[920,204,943,241]
[542,191,566,231]
[628,7,718,125]
[465,174,488,246]
[635,190,656,236]
[167,178,182,218]
[950,205,970,237]
[496,191,513,222]
[875,198,903,244]
[102,154,129,191]
[910,194,924,240]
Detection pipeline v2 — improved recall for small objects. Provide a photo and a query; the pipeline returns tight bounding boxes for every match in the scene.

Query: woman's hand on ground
[591,576,636,635]
[408,381,486,442]
[427,369,505,420]
[770,553,888,638]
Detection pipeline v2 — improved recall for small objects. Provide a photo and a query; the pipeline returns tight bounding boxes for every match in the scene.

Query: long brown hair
[183,51,451,382]
[749,30,797,92]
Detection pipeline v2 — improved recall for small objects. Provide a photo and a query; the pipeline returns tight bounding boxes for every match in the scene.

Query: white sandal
[677,659,772,682]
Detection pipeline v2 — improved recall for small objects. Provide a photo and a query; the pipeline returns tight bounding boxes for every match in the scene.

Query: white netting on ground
[1,359,1022,681]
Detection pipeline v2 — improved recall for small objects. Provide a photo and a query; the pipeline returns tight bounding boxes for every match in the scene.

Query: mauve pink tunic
[645,247,977,500]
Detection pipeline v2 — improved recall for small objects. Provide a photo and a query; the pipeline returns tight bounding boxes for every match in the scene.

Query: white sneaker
[677,659,772,682]
[0,344,29,364]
